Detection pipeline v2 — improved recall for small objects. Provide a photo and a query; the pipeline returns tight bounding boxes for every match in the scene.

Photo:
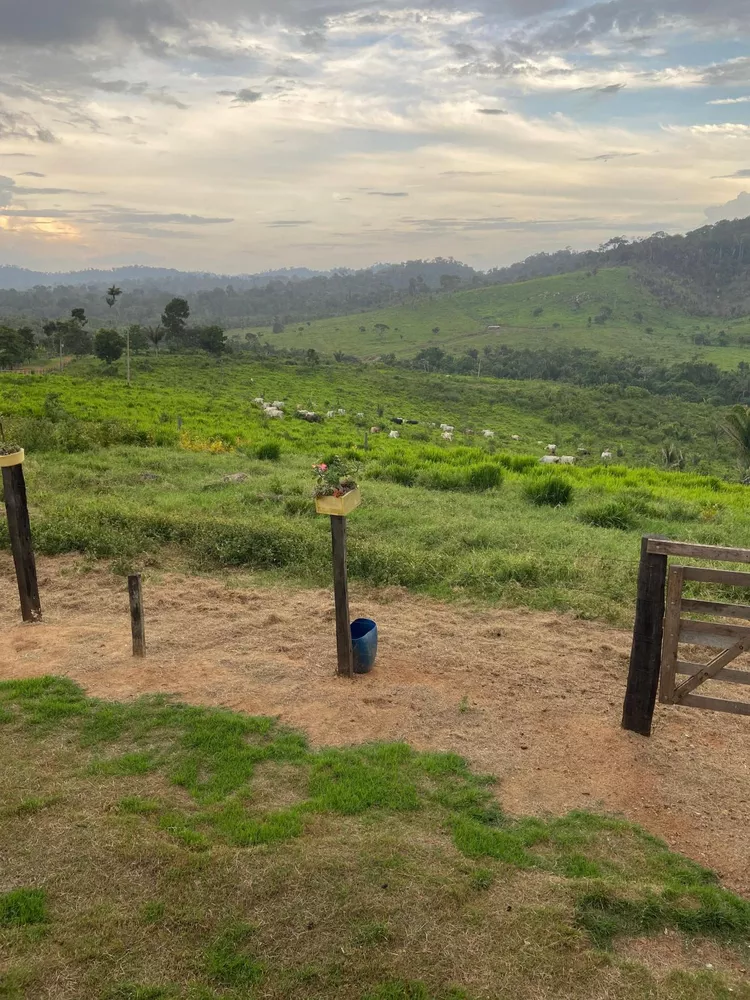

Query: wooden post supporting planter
[622,536,668,736]
[1,449,42,623]
[128,574,146,657]
[330,516,354,677]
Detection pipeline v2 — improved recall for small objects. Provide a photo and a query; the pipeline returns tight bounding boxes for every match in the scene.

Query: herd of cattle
[252,397,615,464]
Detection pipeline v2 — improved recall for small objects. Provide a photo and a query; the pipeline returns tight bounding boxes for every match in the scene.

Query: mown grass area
[236,268,750,369]
[2,676,749,1000]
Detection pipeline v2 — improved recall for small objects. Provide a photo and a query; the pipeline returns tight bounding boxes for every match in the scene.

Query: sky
[0,0,749,273]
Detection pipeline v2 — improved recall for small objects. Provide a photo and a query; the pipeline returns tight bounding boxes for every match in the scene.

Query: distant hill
[256,267,750,372]
[486,216,750,317]
[0,264,327,292]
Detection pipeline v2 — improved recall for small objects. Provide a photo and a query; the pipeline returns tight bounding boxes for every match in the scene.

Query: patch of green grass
[578,499,638,530]
[354,921,392,945]
[362,982,471,1000]
[0,889,48,927]
[256,441,281,461]
[140,901,166,924]
[118,796,162,815]
[468,868,495,891]
[203,922,264,987]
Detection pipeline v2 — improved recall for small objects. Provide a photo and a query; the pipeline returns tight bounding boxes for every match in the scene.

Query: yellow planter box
[315,487,362,516]
[0,448,24,468]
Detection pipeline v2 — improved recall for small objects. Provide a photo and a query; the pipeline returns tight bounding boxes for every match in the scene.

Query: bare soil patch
[3,555,750,895]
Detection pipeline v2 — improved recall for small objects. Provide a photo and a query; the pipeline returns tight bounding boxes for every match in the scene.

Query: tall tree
[161,298,190,343]
[724,405,750,476]
[94,328,124,365]
[146,325,166,354]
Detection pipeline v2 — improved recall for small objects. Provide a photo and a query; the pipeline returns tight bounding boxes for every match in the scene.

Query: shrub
[524,476,574,507]
[578,500,637,531]
[465,463,502,491]
[256,442,281,461]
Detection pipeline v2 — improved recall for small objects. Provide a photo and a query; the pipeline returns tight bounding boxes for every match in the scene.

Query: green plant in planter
[0,418,21,456]
[312,455,358,498]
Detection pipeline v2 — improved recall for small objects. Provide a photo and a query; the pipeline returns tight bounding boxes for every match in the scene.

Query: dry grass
[1,679,750,1000]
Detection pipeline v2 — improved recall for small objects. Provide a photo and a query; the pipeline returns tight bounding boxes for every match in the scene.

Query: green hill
[235,268,750,369]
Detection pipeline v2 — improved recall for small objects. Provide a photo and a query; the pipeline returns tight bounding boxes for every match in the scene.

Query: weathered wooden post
[622,536,668,736]
[128,574,146,657]
[315,482,362,678]
[1,449,41,623]
[330,516,354,677]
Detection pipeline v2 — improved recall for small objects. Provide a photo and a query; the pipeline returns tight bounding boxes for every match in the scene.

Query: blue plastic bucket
[350,618,378,674]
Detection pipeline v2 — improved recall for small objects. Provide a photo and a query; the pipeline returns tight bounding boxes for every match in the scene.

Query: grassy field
[233,269,750,369]
[2,676,750,1000]
[1,357,748,625]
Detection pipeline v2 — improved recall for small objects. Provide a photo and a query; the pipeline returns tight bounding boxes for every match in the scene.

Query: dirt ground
[3,555,750,896]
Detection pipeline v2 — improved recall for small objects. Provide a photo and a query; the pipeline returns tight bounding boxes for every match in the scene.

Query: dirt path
[3,555,750,895]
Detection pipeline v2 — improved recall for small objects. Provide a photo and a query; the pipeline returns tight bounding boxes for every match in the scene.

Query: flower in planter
[312,455,358,498]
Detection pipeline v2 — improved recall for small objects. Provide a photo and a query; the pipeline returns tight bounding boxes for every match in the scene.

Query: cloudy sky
[0,0,749,273]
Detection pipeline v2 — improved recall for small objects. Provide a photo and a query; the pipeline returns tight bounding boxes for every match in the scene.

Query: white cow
[483,430,495,439]
[326,410,336,418]
[272,401,285,410]
[389,430,400,439]
[356,412,364,418]
[601,450,613,460]
[440,423,454,432]
[539,455,560,464]
[264,407,283,419]
[337,408,346,415]
[559,456,576,465]
[442,432,453,442]
[546,444,557,454]
[370,426,381,434]
[253,397,264,404]
[511,434,520,441]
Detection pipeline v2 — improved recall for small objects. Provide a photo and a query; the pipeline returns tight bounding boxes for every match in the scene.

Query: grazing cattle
[296,409,322,423]
[440,423,454,433]
[483,430,495,439]
[264,407,283,418]
[442,431,453,442]
[577,447,590,455]
[253,397,264,404]
[272,401,285,410]
[406,419,419,425]
[337,408,346,415]
[601,450,613,460]
[356,412,364,418]
[389,430,400,439]
[539,455,560,464]
[559,456,576,465]
[546,444,557,454]
[326,410,336,418]
[511,434,520,441]
[370,426,381,434]
[391,417,404,425]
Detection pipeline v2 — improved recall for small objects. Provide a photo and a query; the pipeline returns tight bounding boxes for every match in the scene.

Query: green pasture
[232,269,750,368]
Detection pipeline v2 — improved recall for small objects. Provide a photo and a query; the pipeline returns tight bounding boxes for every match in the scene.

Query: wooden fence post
[2,463,41,623]
[128,574,146,657]
[330,515,354,677]
[622,536,668,736]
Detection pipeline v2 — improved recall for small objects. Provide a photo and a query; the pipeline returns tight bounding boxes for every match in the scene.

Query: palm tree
[724,405,750,479]
[146,325,165,354]
[105,285,122,309]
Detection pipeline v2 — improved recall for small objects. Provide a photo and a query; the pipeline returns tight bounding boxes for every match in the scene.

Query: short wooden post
[2,463,41,623]
[622,536,668,736]
[330,515,354,677]
[364,431,369,451]
[128,574,146,657]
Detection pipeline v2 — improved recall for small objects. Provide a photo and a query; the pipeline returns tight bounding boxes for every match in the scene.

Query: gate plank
[678,693,750,717]
[647,540,750,563]
[679,618,750,648]
[682,566,750,587]
[673,641,746,701]
[660,565,684,704]
[681,598,750,620]
[676,660,750,686]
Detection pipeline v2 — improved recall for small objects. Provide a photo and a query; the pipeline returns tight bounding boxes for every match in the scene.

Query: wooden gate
[659,563,750,717]
[623,537,750,735]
